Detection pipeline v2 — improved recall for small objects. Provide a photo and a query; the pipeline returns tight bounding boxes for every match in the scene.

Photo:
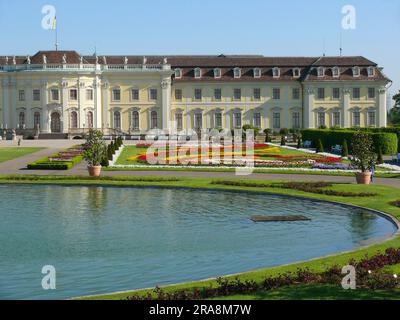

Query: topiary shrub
[316,139,324,153]
[342,139,349,157]
[377,147,384,164]
[280,136,286,146]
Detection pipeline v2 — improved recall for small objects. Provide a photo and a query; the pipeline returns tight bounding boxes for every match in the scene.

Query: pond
[0,185,397,299]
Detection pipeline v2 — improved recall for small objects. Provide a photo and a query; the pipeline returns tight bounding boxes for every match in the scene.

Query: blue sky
[0,0,399,98]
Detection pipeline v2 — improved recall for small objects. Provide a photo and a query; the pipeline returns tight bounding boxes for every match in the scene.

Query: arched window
[151,111,158,129]
[114,111,121,129]
[34,112,40,129]
[131,111,139,130]
[18,112,25,129]
[87,111,93,128]
[70,111,78,129]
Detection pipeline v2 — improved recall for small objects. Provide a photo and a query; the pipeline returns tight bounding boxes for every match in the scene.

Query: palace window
[70,89,78,101]
[333,88,340,99]
[332,67,340,77]
[194,113,202,129]
[368,88,376,99]
[112,89,120,101]
[367,67,375,77]
[233,88,241,100]
[253,68,261,78]
[352,111,361,126]
[333,112,341,127]
[214,68,221,78]
[368,111,376,126]
[317,112,325,127]
[51,89,59,101]
[149,88,157,101]
[33,89,41,101]
[352,88,360,100]
[292,112,300,129]
[70,111,78,129]
[317,88,325,100]
[352,66,360,77]
[18,90,25,101]
[293,68,301,78]
[233,67,241,78]
[151,111,158,129]
[215,112,222,128]
[194,88,202,101]
[131,89,139,101]
[253,88,261,100]
[292,88,300,100]
[86,89,93,101]
[175,89,182,101]
[272,67,280,78]
[194,68,202,79]
[234,112,242,128]
[87,111,93,128]
[174,68,182,79]
[114,111,121,129]
[317,67,325,77]
[214,88,222,101]
[18,112,25,128]
[253,113,261,128]
[273,112,281,129]
[272,88,280,100]
[131,111,139,130]
[34,112,40,129]
[176,113,183,131]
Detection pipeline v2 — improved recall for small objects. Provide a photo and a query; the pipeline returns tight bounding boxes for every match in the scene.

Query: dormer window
[367,66,375,77]
[272,67,280,78]
[317,67,325,77]
[253,68,261,78]
[214,68,221,78]
[352,66,360,77]
[194,68,202,79]
[175,68,182,79]
[233,67,241,78]
[292,68,300,78]
[332,66,340,77]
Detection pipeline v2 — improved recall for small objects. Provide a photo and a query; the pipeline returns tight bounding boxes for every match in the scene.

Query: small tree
[350,132,375,173]
[264,128,271,143]
[341,139,349,157]
[297,137,302,149]
[82,129,107,167]
[280,135,286,146]
[316,139,324,153]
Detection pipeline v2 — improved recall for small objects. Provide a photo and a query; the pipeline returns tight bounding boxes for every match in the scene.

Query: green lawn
[0,175,398,300]
[214,284,400,300]
[0,147,43,163]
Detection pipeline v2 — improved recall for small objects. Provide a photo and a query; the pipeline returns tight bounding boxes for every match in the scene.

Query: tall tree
[389,91,400,125]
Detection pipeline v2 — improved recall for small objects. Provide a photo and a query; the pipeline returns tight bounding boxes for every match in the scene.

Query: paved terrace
[0,140,399,188]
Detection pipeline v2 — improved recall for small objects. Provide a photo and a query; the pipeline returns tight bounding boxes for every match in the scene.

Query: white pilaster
[61,80,68,133]
[102,81,109,128]
[161,78,171,132]
[2,79,10,128]
[378,88,387,127]
[25,82,33,128]
[10,80,17,128]
[94,77,102,128]
[225,110,231,129]
[78,79,85,128]
[304,88,314,128]
[343,88,350,128]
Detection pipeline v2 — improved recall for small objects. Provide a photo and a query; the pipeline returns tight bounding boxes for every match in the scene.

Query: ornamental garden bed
[27,145,84,170]
[114,143,352,169]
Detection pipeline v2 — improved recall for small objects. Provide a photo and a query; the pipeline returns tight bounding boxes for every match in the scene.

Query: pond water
[0,185,396,299]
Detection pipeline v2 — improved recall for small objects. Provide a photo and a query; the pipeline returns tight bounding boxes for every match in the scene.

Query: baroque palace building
[0,50,391,137]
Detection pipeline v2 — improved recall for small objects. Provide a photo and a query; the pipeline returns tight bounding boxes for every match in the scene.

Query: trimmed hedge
[27,147,83,170]
[301,129,398,155]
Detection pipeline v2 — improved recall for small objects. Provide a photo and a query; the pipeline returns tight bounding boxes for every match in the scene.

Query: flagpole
[54,16,58,51]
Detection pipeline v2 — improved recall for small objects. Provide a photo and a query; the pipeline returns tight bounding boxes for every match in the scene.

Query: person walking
[371,162,376,183]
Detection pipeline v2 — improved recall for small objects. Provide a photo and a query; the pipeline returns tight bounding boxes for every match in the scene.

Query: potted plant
[82,129,107,177]
[350,132,376,184]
